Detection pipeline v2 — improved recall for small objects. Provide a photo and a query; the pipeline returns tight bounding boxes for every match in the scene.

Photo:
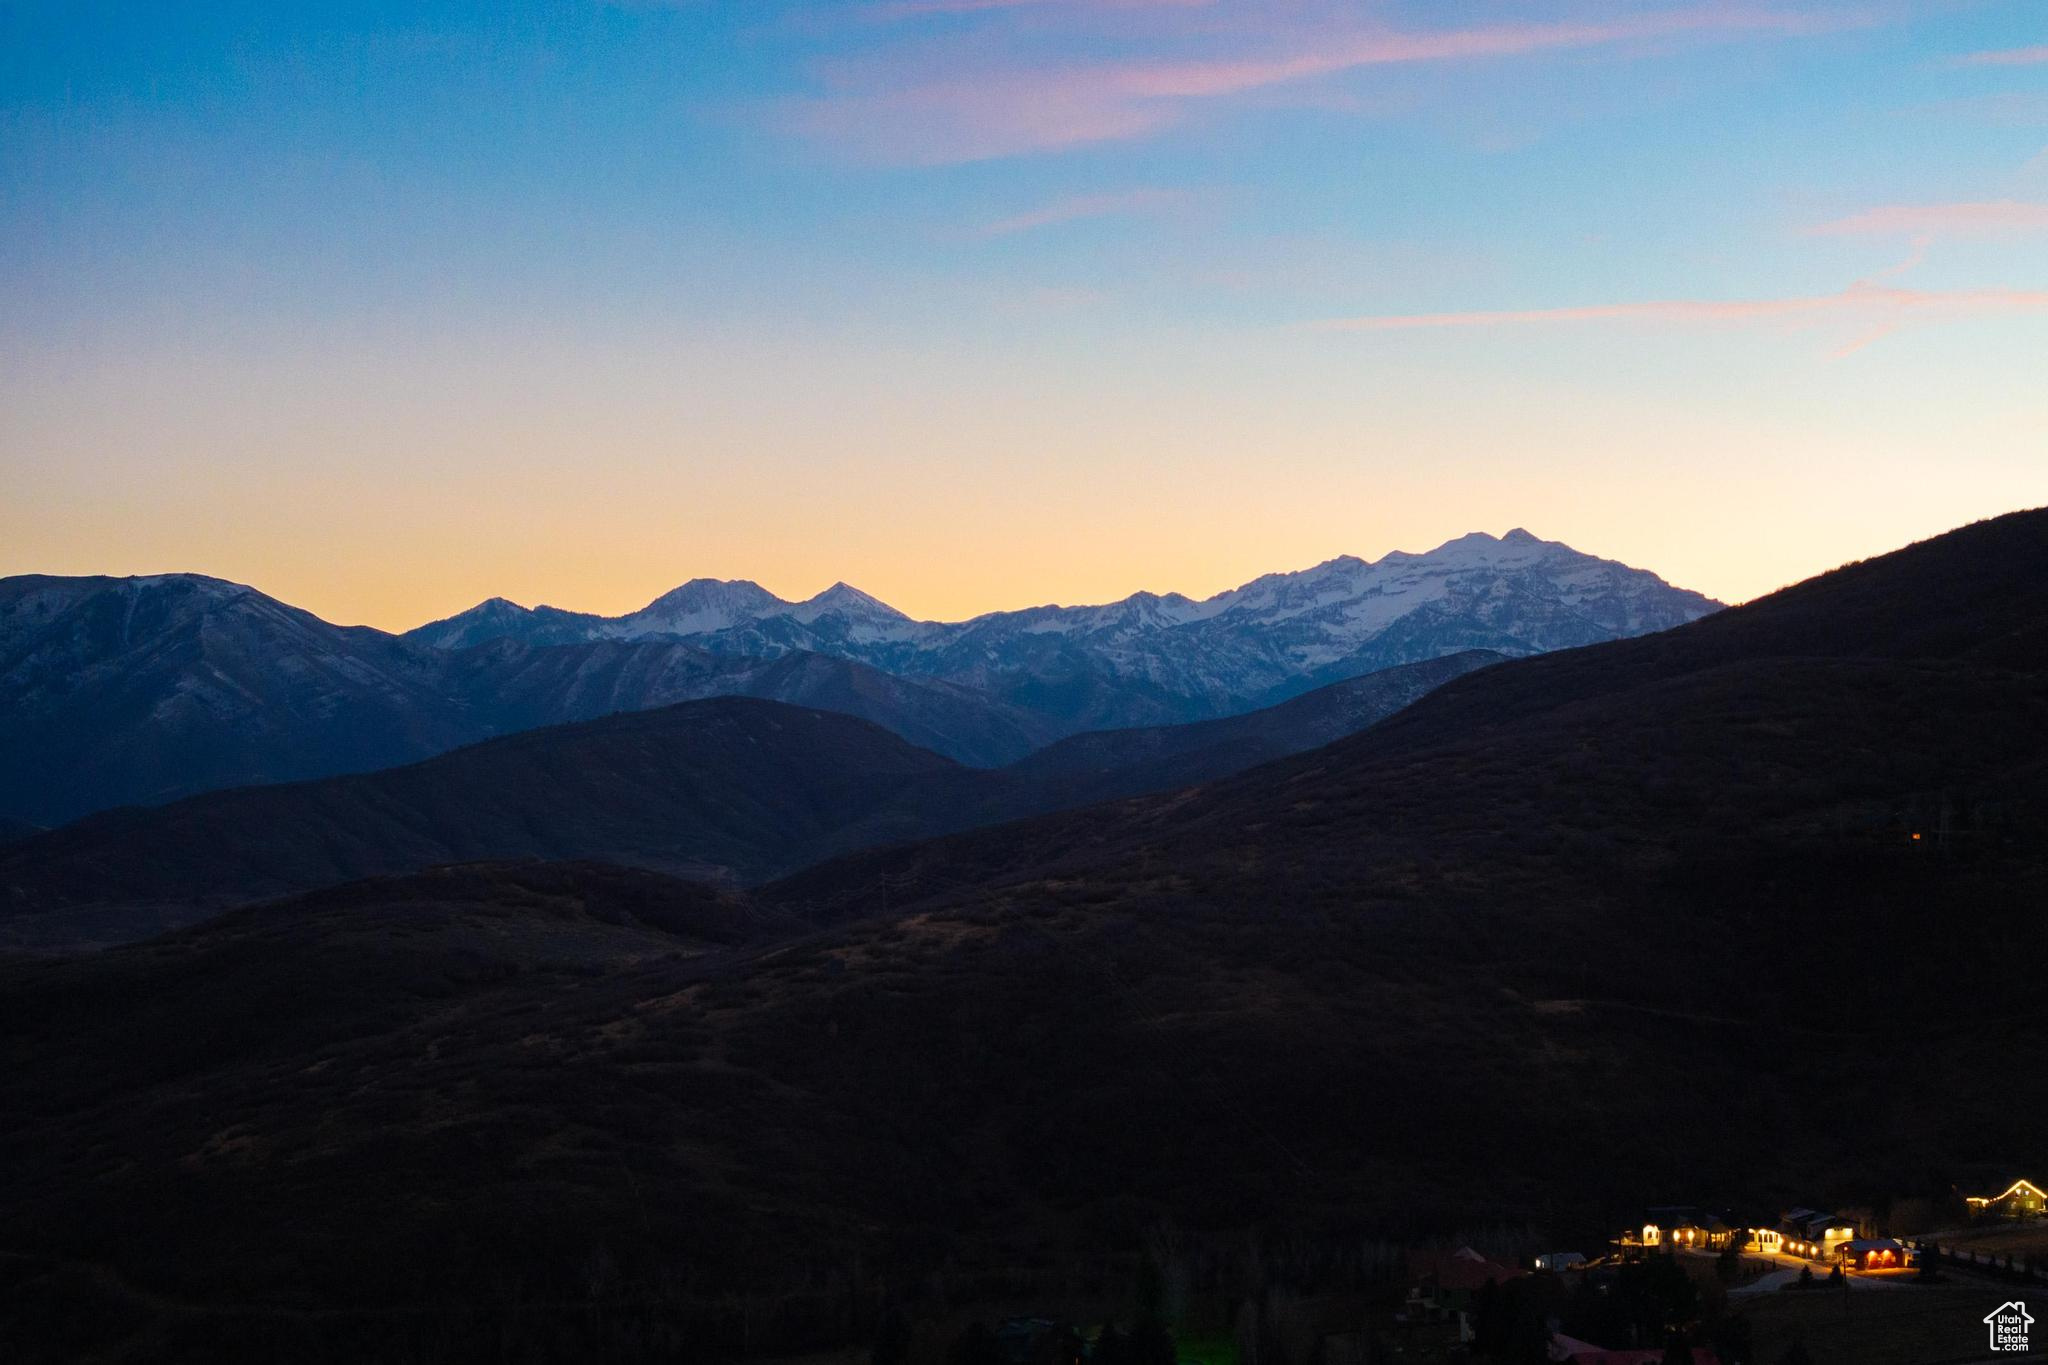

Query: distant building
[1840,1237,1905,1270]
[1778,1208,1858,1260]
[1535,1251,1587,1271]
[1617,1206,1735,1252]
[1403,1246,1523,1330]
[1967,1178,2047,1219]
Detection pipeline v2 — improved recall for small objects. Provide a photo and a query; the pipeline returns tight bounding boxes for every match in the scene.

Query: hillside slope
[1000,648,1499,809]
[444,638,1058,766]
[0,655,1489,950]
[0,699,957,949]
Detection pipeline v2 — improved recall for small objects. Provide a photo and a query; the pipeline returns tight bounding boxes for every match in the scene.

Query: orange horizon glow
[7,3,2045,634]
[6,491,2043,634]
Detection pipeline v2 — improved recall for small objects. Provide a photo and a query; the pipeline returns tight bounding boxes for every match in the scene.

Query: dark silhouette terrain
[0,510,2042,1362]
[0,652,1495,950]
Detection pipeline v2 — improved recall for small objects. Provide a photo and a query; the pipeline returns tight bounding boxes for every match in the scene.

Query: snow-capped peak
[616,579,788,638]
[790,582,911,624]
[391,531,1719,712]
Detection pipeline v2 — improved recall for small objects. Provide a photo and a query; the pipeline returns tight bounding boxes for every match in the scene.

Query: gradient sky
[3,0,2044,629]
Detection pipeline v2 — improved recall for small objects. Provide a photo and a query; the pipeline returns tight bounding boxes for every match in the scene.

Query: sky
[2,0,2044,629]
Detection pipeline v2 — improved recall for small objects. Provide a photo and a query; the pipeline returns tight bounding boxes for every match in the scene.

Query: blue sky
[3,1,2044,626]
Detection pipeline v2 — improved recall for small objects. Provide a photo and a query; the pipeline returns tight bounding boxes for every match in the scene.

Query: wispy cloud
[867,0,1213,19]
[1808,200,2048,236]
[1307,280,2048,356]
[1950,44,2048,67]
[786,4,1873,162]
[978,187,1192,236]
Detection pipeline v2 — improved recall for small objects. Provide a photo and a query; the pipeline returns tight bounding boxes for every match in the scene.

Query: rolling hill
[0,698,957,950]
[998,647,1500,810]
[0,653,1496,951]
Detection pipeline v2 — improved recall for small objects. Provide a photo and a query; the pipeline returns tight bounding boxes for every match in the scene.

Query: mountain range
[409,528,1718,727]
[0,576,1048,826]
[0,530,1715,826]
[0,509,2040,1362]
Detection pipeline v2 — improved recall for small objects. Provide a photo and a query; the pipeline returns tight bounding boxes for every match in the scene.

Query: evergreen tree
[1128,1317,1176,1365]
[949,1321,1003,1365]
[1470,1279,1508,1356]
[1826,1263,1844,1288]
[1661,1329,1695,1365]
[870,1310,913,1365]
[1136,1259,1166,1320]
[1095,1323,1130,1365]
[1795,1265,1815,1291]
[1508,1289,1552,1365]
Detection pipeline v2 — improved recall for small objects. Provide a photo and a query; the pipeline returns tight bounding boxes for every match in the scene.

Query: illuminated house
[1778,1209,1858,1260]
[1967,1179,2047,1219]
[1840,1238,1906,1270]
[1619,1207,1734,1252]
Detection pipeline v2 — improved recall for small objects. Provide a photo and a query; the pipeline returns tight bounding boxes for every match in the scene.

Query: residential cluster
[1615,1204,1905,1270]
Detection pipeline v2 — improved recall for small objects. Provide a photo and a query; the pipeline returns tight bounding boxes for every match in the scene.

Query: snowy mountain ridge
[406,529,1722,728]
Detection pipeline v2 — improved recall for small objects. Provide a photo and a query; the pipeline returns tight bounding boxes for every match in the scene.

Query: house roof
[1975,1179,2045,1203]
[1782,1210,1853,1235]
[1409,1247,1522,1291]
[1844,1239,1903,1253]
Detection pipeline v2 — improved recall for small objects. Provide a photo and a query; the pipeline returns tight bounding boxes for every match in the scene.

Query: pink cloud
[979,187,1191,236]
[788,4,1874,162]
[781,79,1180,164]
[1101,8,1851,101]
[1808,200,2048,236]
[1307,280,2048,354]
[1951,45,2048,67]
